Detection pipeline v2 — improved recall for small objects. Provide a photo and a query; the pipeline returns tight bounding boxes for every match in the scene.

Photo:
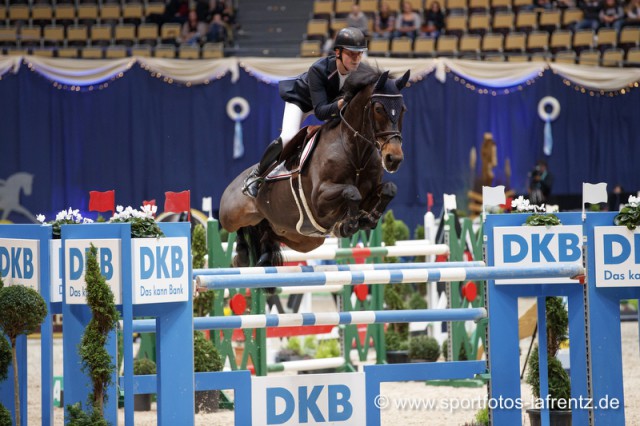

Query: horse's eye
[375,106,383,114]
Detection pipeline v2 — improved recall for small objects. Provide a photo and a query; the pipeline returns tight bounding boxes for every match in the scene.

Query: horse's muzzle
[383,152,403,173]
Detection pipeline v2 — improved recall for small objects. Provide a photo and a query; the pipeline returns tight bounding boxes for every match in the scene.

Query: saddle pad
[265,132,318,181]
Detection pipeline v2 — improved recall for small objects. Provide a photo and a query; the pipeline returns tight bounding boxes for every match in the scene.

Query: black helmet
[334,27,368,52]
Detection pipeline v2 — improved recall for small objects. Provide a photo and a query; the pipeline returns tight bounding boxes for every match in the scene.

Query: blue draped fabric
[1,65,639,232]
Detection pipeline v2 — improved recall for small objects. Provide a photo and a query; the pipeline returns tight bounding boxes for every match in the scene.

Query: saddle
[263,125,328,237]
[265,125,321,182]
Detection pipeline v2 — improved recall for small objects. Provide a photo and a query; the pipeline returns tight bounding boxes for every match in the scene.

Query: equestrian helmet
[334,27,368,52]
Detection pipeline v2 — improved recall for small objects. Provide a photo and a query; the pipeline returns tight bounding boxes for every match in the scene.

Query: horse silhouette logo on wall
[0,172,38,223]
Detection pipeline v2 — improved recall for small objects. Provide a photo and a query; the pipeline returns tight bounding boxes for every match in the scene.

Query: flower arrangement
[37,205,164,239]
[37,208,94,239]
[614,196,640,231]
[511,196,561,227]
[109,205,164,238]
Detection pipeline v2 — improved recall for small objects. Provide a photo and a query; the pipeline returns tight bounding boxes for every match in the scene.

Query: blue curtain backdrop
[1,64,639,231]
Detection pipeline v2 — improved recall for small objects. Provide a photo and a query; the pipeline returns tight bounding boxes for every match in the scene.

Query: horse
[0,172,38,223]
[220,65,410,267]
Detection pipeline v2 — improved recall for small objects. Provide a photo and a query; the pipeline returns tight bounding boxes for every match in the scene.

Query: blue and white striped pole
[193,261,485,277]
[196,263,584,290]
[131,308,488,333]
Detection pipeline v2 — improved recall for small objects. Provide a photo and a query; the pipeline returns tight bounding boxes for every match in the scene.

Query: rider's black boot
[243,137,283,198]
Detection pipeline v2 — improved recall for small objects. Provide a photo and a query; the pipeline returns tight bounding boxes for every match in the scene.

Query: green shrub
[286,337,303,356]
[66,402,108,426]
[384,329,408,352]
[0,404,11,426]
[441,340,448,361]
[409,335,440,361]
[525,297,571,410]
[475,407,489,425]
[408,293,427,310]
[133,358,156,375]
[303,335,317,355]
[194,331,223,373]
[316,339,340,358]
[0,283,47,426]
[78,244,119,418]
[192,223,207,269]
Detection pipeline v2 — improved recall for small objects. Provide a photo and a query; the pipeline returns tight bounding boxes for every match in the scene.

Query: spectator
[394,1,421,41]
[206,13,227,43]
[421,1,445,38]
[347,4,370,37]
[609,184,627,211]
[373,2,396,39]
[165,0,190,25]
[528,160,553,205]
[535,0,555,9]
[575,0,602,31]
[180,10,207,45]
[625,0,640,26]
[555,0,575,9]
[599,0,625,31]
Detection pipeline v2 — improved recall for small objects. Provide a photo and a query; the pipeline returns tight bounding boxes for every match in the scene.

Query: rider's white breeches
[280,102,311,147]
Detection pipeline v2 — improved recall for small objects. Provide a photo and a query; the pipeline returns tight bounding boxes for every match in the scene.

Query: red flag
[427,193,434,212]
[89,190,115,213]
[164,190,191,221]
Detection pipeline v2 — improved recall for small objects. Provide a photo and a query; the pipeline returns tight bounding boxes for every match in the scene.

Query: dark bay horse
[220,65,410,267]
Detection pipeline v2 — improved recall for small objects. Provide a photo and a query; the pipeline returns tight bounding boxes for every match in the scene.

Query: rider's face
[338,49,363,72]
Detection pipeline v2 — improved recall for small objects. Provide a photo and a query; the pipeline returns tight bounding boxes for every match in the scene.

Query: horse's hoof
[256,252,271,267]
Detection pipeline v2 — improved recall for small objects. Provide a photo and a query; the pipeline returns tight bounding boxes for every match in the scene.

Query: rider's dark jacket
[278,55,342,121]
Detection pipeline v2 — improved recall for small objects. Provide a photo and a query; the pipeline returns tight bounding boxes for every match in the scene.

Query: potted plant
[384,328,409,364]
[194,330,223,413]
[408,335,440,362]
[525,297,572,426]
[132,358,156,411]
[67,244,119,425]
[0,276,14,425]
[0,276,48,426]
[275,336,307,363]
[614,195,640,230]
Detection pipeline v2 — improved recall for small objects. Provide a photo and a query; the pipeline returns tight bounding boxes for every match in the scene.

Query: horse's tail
[233,220,282,268]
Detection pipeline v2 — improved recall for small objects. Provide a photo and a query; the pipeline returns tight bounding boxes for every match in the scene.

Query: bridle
[339,93,404,153]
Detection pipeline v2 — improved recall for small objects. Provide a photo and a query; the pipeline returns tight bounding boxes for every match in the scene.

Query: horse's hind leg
[233,228,251,267]
[256,221,283,267]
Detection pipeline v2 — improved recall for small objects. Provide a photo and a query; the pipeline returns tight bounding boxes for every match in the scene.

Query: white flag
[443,194,457,211]
[202,197,212,213]
[583,182,608,205]
[482,185,506,208]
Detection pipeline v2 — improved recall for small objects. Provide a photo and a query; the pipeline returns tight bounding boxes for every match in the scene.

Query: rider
[242,27,368,198]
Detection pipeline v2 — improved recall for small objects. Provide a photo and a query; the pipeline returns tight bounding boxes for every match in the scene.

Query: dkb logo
[0,238,40,290]
[251,374,366,425]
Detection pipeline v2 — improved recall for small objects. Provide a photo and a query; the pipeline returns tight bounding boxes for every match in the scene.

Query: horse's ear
[396,70,410,91]
[374,71,390,91]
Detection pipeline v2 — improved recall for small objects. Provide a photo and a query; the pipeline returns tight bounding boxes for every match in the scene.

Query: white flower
[82,218,94,224]
[511,196,547,213]
[116,205,124,213]
[628,196,639,208]
[36,214,46,223]
[140,204,156,218]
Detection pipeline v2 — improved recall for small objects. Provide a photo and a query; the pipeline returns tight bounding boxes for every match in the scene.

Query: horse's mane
[325,62,383,130]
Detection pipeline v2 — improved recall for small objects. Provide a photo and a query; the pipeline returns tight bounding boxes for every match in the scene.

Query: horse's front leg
[314,183,362,238]
[358,181,397,230]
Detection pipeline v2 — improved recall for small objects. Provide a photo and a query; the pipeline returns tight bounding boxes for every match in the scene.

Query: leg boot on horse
[242,137,283,198]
